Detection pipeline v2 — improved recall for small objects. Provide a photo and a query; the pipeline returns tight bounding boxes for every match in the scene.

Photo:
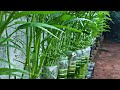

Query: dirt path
[94,40,120,79]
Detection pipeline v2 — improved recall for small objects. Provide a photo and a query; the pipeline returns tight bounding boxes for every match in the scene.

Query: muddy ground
[94,40,120,79]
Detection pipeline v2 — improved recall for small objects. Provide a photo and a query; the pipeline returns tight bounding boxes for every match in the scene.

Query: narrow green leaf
[0,68,29,75]
[13,11,64,19]
[0,58,17,68]
[60,14,72,21]
[66,18,92,24]
[0,38,12,43]
[53,25,83,33]
[0,44,25,54]
[38,26,59,40]
[15,22,64,32]
[16,22,64,39]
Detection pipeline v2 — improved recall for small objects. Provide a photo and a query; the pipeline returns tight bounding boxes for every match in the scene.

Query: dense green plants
[0,11,111,79]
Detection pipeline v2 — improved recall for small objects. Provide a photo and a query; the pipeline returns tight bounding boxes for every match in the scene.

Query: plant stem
[6,29,11,79]
[0,11,16,36]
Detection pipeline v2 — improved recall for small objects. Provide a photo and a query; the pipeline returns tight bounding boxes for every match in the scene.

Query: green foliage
[0,11,110,79]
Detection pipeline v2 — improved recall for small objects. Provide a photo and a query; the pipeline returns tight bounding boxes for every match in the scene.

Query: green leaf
[15,21,27,24]
[15,21,63,32]
[16,22,64,39]
[0,28,19,45]
[16,22,64,32]
[38,26,59,40]
[0,11,16,36]
[49,12,64,19]
[0,68,29,75]
[60,14,72,21]
[0,38,12,43]
[13,11,64,19]
[64,18,93,27]
[0,44,25,54]
[0,58,17,68]
[53,25,83,33]
[66,18,92,23]
[104,11,110,17]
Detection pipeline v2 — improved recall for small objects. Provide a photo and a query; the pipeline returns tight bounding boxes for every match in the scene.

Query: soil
[93,40,120,79]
